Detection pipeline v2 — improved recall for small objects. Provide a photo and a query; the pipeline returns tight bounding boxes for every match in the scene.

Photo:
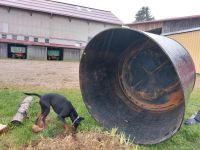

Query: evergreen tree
[134,6,155,22]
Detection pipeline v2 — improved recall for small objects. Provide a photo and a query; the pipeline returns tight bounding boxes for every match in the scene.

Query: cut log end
[0,124,8,134]
[11,120,22,125]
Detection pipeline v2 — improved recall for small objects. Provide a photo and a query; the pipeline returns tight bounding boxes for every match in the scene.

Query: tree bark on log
[11,96,33,124]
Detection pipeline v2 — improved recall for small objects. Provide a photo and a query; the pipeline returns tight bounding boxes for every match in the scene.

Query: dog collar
[72,116,80,125]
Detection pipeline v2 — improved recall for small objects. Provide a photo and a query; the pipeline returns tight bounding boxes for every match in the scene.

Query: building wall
[168,30,200,73]
[27,46,47,60]
[63,48,80,61]
[0,6,119,46]
[0,43,7,58]
[163,18,200,34]
[128,18,200,35]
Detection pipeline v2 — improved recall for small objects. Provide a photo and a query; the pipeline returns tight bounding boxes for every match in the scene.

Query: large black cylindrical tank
[79,28,195,144]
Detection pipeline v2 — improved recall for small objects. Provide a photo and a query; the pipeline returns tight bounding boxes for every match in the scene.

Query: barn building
[127,15,200,73]
[0,0,122,61]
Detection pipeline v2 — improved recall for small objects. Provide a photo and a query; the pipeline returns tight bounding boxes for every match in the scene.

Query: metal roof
[0,38,81,49]
[127,15,200,25]
[0,0,122,25]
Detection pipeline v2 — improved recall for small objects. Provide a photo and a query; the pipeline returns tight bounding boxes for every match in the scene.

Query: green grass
[1,88,200,150]
[0,88,102,150]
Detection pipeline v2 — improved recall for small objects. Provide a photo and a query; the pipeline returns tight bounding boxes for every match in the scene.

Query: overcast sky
[54,0,200,23]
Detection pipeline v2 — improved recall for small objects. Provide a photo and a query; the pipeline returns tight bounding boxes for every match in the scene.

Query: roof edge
[126,15,200,26]
[162,27,200,36]
[0,38,82,49]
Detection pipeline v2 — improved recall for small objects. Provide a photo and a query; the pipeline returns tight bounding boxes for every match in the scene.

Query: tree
[134,6,155,22]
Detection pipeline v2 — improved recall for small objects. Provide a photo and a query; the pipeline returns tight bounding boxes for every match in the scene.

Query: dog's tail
[23,92,41,98]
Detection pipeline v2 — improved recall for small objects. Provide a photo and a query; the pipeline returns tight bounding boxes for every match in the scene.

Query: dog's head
[73,117,84,130]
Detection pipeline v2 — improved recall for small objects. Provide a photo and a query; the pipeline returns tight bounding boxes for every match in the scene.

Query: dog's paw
[63,125,75,135]
[63,126,70,135]
[32,124,44,133]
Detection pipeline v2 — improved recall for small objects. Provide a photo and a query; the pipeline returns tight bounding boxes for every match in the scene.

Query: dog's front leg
[35,113,47,128]
[35,113,45,128]
[32,113,45,133]
[57,115,70,134]
[42,116,48,129]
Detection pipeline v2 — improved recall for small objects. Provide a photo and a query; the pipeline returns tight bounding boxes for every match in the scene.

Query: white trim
[72,116,80,125]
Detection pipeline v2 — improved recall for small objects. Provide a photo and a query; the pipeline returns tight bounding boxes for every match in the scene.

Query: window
[45,38,49,43]
[2,34,7,39]
[12,35,17,40]
[24,36,29,41]
[34,37,38,42]
[10,46,26,59]
[11,46,26,53]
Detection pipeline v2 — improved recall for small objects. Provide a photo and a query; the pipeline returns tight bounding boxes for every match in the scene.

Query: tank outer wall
[79,28,195,144]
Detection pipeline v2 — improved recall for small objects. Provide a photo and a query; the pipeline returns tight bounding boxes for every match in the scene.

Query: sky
[54,0,200,23]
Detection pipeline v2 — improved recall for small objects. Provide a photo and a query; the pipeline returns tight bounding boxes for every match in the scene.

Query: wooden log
[11,96,33,124]
[0,124,8,134]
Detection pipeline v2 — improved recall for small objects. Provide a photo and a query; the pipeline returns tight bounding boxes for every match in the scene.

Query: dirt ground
[0,59,80,89]
[0,59,199,90]
[22,132,133,150]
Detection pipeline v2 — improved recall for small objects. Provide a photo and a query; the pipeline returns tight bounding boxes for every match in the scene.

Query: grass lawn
[1,88,200,150]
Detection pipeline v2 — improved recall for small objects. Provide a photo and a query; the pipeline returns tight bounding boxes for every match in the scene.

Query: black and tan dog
[24,92,84,133]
